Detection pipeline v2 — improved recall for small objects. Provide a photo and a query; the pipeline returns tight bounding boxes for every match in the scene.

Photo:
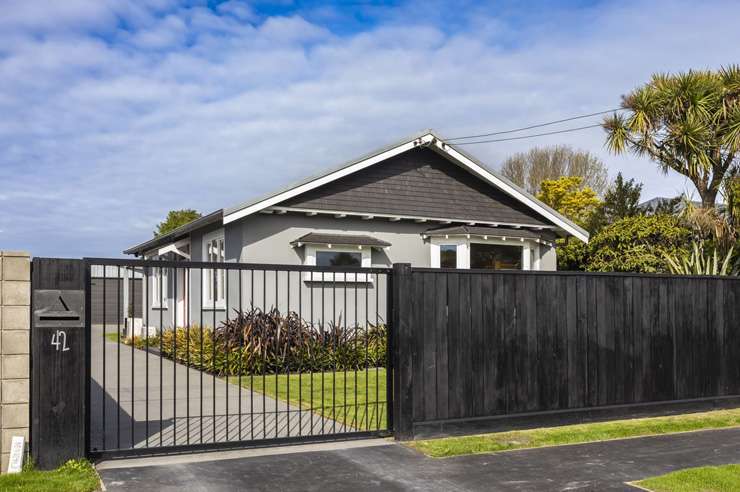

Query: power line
[445,108,622,141]
[450,123,604,145]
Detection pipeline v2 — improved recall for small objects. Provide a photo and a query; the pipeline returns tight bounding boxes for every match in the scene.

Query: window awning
[423,225,557,241]
[290,233,391,248]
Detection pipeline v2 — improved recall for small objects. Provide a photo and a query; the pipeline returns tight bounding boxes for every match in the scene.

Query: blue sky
[2,0,739,257]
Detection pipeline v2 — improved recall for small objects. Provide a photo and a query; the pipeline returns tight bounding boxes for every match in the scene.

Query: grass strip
[230,368,387,431]
[410,408,740,458]
[635,464,740,492]
[0,459,99,492]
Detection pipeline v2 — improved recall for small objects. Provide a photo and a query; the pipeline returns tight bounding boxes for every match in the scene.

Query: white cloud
[1,0,739,257]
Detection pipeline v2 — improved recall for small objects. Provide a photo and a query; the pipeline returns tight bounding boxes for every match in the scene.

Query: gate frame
[82,257,396,460]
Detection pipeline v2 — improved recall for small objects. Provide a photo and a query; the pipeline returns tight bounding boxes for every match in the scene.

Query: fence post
[391,263,413,440]
[31,258,87,469]
[0,251,31,473]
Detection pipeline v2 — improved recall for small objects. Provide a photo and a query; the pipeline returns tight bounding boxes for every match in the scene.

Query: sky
[1,0,739,258]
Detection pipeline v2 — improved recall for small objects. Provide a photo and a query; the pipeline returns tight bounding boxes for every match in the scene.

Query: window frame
[430,236,534,270]
[303,244,373,282]
[202,229,226,310]
[151,267,169,308]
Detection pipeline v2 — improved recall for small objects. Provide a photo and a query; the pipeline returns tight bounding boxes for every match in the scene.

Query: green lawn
[635,464,740,492]
[104,332,120,344]
[410,408,740,458]
[229,368,388,431]
[0,459,99,492]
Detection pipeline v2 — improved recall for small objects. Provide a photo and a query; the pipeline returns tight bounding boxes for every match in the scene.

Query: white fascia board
[223,136,430,225]
[434,140,590,243]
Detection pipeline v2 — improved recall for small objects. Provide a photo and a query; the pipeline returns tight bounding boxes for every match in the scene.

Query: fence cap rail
[83,257,393,274]
[410,266,740,281]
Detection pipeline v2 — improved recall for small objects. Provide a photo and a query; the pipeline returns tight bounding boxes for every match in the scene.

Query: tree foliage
[604,66,740,207]
[536,176,602,228]
[589,173,643,231]
[585,214,692,273]
[500,145,609,195]
[154,209,202,237]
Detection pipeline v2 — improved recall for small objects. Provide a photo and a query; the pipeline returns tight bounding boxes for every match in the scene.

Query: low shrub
[126,307,387,376]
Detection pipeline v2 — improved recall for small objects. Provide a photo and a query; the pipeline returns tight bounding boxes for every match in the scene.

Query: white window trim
[430,237,535,271]
[202,229,226,310]
[145,254,169,308]
[303,244,373,283]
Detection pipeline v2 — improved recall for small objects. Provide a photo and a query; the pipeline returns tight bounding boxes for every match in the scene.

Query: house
[121,131,588,333]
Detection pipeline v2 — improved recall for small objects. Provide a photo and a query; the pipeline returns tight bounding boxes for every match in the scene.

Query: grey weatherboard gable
[278,146,551,227]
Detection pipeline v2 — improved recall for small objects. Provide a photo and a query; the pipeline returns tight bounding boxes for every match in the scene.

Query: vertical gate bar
[386,271,393,432]
[354,278,358,430]
[343,277,347,430]
[186,267,190,445]
[332,272,336,434]
[102,265,107,450]
[376,272,380,431]
[365,277,369,431]
[321,271,325,435]
[145,266,150,447]
[117,265,121,450]
[298,271,303,437]
[286,270,290,437]
[225,268,230,441]
[238,270,243,441]
[199,266,204,444]
[159,266,164,447]
[274,269,278,438]
[250,269,254,440]
[212,267,216,442]
[173,266,178,447]
[262,270,266,439]
[310,274,314,435]
[172,268,180,446]
[130,266,135,448]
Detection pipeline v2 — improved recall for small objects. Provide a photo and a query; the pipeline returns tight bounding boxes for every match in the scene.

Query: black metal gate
[85,258,393,458]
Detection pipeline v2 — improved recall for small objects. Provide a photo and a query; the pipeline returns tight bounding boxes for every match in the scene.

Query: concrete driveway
[90,324,346,452]
[97,427,740,491]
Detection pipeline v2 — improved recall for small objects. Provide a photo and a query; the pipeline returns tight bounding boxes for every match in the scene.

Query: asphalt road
[98,426,740,491]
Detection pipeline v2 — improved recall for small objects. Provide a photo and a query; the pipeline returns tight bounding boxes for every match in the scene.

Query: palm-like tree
[604,66,740,208]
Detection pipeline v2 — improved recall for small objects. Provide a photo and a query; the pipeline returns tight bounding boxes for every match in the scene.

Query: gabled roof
[124,209,223,256]
[222,130,589,243]
[125,130,589,256]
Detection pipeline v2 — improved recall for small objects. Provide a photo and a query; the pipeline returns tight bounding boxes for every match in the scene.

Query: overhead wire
[445,108,623,142]
[449,123,605,145]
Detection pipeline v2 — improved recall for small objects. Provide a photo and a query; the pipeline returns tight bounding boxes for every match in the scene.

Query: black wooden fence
[392,264,740,439]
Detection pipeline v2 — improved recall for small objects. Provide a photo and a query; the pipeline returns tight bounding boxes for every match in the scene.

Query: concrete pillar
[0,251,30,473]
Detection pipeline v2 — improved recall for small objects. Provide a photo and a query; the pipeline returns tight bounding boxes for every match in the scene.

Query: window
[470,243,522,270]
[152,266,168,308]
[304,245,372,282]
[439,245,457,268]
[430,237,532,270]
[203,230,225,309]
[316,251,362,267]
